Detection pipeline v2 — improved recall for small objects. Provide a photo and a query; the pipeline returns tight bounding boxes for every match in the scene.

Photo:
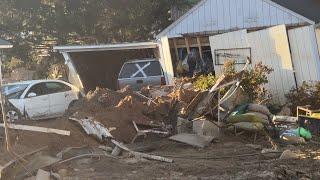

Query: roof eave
[53,42,158,53]
[0,45,13,49]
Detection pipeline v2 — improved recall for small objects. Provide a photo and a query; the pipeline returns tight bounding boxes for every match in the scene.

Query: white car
[2,79,81,122]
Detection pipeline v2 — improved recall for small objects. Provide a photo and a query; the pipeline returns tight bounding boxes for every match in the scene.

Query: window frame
[25,82,48,98]
[44,82,72,94]
[214,47,252,65]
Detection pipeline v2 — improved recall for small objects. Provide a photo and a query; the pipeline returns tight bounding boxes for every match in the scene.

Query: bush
[193,73,216,91]
[286,82,320,115]
[192,60,273,104]
[240,62,273,103]
[223,60,273,103]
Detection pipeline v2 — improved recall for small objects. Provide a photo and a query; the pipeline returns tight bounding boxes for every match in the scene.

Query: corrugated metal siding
[209,30,250,75]
[247,25,296,104]
[159,0,312,37]
[288,25,320,85]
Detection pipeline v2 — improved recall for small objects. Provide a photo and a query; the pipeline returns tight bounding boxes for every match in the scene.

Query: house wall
[247,25,296,104]
[158,0,312,37]
[209,25,296,104]
[288,25,320,85]
[209,30,250,75]
[316,27,320,55]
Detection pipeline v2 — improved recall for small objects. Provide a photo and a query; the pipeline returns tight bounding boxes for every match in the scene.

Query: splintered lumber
[69,117,113,140]
[111,140,173,163]
[0,124,70,136]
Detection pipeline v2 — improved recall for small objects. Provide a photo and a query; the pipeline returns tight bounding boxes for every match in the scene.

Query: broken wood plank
[111,140,173,163]
[169,133,214,148]
[69,117,112,140]
[57,153,117,165]
[0,124,70,136]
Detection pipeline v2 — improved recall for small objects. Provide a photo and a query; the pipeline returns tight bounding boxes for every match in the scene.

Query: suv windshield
[2,84,30,99]
[119,60,163,79]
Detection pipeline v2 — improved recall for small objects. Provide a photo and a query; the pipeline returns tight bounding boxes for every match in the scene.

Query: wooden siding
[316,28,320,56]
[209,25,297,103]
[209,30,250,75]
[288,25,320,85]
[247,25,296,103]
[159,37,175,85]
[158,0,314,38]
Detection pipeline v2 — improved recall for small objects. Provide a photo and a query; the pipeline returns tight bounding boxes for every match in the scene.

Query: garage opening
[69,48,158,92]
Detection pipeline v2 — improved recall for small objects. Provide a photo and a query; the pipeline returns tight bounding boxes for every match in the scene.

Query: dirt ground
[1,123,319,180]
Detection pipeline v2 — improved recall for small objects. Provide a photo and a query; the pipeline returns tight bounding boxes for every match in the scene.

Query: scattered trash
[272,116,297,123]
[280,135,305,144]
[280,127,312,140]
[279,150,300,160]
[69,117,113,141]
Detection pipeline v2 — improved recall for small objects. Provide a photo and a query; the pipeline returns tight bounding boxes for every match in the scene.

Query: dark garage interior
[69,48,158,92]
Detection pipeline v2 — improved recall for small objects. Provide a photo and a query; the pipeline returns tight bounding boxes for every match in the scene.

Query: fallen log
[0,124,70,136]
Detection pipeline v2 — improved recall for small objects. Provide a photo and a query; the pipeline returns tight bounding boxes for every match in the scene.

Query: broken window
[27,83,47,97]
[45,82,71,94]
[214,48,251,65]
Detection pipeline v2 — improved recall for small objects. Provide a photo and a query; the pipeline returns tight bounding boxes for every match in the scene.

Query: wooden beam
[185,37,190,53]
[173,39,180,61]
[0,124,70,136]
[197,37,203,58]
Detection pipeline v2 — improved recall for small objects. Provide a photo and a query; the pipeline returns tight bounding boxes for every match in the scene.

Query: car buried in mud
[1,79,81,122]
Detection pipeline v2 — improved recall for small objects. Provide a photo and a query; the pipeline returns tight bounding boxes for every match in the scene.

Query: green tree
[0,0,198,78]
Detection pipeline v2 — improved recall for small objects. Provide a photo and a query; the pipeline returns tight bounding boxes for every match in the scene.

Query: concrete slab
[169,133,214,148]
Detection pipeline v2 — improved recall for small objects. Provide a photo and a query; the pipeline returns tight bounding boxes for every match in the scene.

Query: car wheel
[6,108,22,123]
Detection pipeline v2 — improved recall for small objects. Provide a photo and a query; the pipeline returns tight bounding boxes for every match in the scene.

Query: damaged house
[54,0,320,104]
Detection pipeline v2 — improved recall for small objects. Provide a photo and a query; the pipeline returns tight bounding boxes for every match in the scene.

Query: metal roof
[0,39,12,49]
[53,41,158,53]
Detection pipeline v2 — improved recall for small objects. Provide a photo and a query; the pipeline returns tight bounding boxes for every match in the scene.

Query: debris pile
[67,85,198,143]
[2,70,320,179]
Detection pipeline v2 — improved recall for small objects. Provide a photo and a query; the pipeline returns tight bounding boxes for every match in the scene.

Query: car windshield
[2,83,30,99]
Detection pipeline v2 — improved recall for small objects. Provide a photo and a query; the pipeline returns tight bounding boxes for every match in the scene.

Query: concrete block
[193,119,220,138]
